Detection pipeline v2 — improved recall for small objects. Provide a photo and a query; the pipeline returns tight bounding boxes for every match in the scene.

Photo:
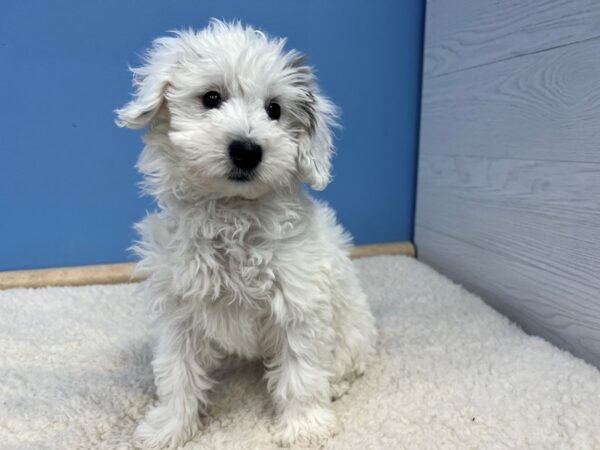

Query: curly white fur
[116,20,376,449]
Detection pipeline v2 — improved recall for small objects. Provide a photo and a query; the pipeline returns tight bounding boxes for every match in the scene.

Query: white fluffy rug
[1,255,599,449]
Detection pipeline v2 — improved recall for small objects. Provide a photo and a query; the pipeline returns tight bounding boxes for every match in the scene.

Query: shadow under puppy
[116,20,376,449]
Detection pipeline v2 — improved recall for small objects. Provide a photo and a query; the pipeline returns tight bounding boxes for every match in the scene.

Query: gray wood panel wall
[415,0,600,366]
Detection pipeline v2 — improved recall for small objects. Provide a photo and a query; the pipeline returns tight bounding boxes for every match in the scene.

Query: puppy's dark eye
[202,91,221,109]
[266,102,281,120]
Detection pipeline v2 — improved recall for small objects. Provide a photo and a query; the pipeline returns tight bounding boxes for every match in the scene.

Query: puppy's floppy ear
[115,35,184,129]
[297,90,339,191]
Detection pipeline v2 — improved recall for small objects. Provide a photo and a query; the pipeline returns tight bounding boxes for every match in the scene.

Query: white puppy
[116,20,376,449]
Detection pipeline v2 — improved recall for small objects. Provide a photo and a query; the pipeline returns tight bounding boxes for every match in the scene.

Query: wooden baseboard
[0,241,414,290]
[349,241,414,259]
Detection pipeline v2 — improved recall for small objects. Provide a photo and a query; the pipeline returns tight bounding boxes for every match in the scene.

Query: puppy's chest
[197,207,295,303]
[209,230,277,303]
[199,222,282,358]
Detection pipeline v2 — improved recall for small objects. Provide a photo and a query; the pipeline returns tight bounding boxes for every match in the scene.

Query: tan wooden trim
[0,241,414,290]
[0,263,145,290]
[349,241,415,259]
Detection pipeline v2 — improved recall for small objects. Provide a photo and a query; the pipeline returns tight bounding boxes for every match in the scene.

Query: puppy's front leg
[135,319,220,449]
[266,310,336,446]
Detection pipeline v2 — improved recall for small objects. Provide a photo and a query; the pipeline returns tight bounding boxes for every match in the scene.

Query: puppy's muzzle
[228,139,262,180]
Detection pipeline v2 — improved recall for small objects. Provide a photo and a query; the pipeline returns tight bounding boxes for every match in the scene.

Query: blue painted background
[0,1,424,270]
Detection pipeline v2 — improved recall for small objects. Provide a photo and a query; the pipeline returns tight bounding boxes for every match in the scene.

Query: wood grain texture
[424,0,600,77]
[0,263,146,290]
[0,241,415,290]
[421,36,600,163]
[418,0,600,366]
[416,227,600,367]
[350,241,415,259]
[417,155,600,290]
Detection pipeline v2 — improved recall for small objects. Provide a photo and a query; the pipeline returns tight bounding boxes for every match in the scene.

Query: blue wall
[0,1,424,270]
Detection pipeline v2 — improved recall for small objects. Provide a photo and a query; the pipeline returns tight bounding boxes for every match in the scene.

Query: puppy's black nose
[228,140,262,171]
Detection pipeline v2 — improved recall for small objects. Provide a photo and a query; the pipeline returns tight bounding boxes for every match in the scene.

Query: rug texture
[1,255,599,450]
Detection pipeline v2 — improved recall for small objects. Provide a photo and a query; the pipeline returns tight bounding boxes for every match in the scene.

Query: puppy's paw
[272,404,337,447]
[134,403,201,450]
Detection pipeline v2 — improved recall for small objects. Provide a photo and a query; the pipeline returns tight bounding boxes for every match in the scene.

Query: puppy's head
[116,20,338,200]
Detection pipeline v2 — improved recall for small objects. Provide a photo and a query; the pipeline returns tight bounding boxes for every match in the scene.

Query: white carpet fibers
[1,255,599,450]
